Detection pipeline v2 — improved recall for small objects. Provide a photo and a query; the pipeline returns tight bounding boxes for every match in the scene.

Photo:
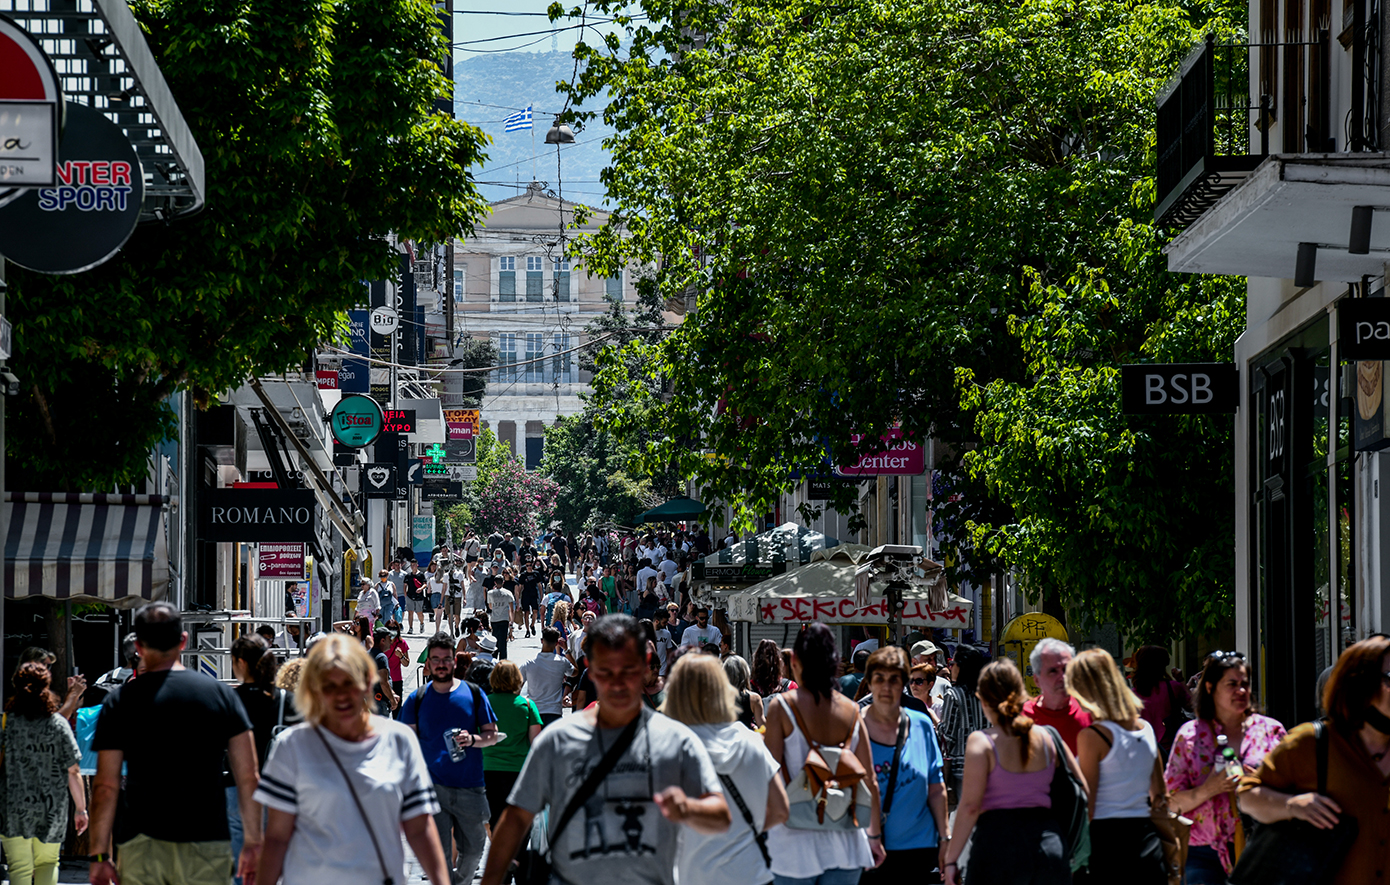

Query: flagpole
[531,101,536,183]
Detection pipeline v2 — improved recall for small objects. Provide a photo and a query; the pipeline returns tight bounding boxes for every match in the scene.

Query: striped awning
[5,493,170,606]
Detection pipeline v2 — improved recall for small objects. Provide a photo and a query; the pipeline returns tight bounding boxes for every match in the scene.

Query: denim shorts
[430,592,442,609]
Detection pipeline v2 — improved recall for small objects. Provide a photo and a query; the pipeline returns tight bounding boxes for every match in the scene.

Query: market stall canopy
[697,522,840,581]
[727,545,970,629]
[5,493,169,607]
[636,495,707,524]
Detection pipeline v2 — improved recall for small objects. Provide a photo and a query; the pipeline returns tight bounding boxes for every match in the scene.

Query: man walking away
[839,648,870,697]
[481,614,730,885]
[402,632,501,885]
[520,628,574,727]
[488,578,516,660]
[89,602,261,885]
[1020,637,1091,753]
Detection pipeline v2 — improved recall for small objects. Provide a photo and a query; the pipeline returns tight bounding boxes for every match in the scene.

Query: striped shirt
[938,684,988,761]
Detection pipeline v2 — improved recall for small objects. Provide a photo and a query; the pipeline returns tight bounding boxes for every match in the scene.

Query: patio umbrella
[636,495,708,524]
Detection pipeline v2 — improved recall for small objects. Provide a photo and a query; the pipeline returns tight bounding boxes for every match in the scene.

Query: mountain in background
[454,49,614,207]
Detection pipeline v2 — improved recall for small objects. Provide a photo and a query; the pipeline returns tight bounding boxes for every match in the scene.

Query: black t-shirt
[93,669,253,843]
[487,532,504,551]
[234,682,301,773]
[371,650,392,714]
[553,536,567,556]
[501,541,517,561]
[521,572,543,599]
[405,572,427,599]
[520,545,537,562]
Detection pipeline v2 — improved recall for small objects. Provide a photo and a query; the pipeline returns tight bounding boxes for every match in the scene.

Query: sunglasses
[910,678,928,686]
[1207,650,1247,663]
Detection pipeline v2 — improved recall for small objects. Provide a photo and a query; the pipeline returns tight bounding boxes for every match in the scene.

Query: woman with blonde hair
[663,654,789,885]
[941,658,1083,885]
[254,634,450,885]
[1066,648,1166,884]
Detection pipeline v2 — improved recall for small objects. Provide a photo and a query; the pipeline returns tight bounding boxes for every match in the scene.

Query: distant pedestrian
[664,654,789,885]
[480,660,542,830]
[254,634,450,885]
[723,655,765,729]
[487,577,516,659]
[0,662,86,885]
[1021,638,1092,753]
[1067,648,1166,885]
[400,632,500,885]
[752,639,795,698]
[941,658,1084,885]
[936,644,988,804]
[1133,645,1191,760]
[89,602,261,885]
[520,628,574,727]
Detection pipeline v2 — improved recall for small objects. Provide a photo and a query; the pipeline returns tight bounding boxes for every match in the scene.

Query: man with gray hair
[1021,636,1091,752]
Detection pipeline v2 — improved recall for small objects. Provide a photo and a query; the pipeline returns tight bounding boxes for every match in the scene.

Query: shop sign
[1339,298,1390,360]
[363,463,397,498]
[699,562,781,581]
[444,409,479,439]
[330,394,383,448]
[258,542,306,578]
[315,370,339,390]
[808,476,856,499]
[200,488,319,542]
[833,427,925,477]
[338,358,368,393]
[1120,363,1238,414]
[0,16,61,194]
[412,515,434,565]
[0,102,144,274]
[381,409,416,434]
[422,478,463,501]
[346,309,369,355]
[755,596,970,628]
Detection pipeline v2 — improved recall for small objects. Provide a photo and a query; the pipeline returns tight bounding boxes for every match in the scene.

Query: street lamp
[545,116,575,145]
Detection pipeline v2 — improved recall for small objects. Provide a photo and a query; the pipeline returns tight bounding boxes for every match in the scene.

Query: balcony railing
[1155,28,1369,230]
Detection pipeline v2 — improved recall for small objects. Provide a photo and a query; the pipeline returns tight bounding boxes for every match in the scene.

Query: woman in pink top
[1164,651,1286,884]
[941,659,1086,885]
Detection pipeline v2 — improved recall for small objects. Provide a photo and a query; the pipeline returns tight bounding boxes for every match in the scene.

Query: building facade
[1157,1,1390,723]
[449,182,642,468]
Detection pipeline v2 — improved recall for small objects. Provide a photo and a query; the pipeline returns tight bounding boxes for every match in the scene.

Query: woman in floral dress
[1164,651,1286,885]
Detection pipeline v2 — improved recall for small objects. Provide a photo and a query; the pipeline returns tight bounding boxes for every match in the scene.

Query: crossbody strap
[882,711,910,816]
[314,727,394,885]
[719,773,771,867]
[548,713,643,854]
[782,692,853,749]
[1315,719,1329,793]
[276,689,287,729]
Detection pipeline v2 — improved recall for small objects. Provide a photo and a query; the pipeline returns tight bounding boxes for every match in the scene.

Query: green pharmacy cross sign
[422,443,449,476]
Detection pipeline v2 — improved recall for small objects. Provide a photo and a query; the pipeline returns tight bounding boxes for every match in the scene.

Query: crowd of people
[7,523,1390,885]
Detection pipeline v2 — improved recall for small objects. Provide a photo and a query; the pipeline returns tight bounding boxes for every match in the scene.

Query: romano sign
[199,488,319,542]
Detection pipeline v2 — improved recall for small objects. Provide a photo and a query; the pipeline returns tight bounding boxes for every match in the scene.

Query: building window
[605,271,623,302]
[453,266,465,309]
[553,333,572,383]
[554,258,571,301]
[499,257,516,302]
[496,333,517,382]
[525,436,544,471]
[526,256,544,302]
[524,332,544,383]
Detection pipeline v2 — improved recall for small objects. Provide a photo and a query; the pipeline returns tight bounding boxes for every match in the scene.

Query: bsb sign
[200,489,319,542]
[1120,363,1239,414]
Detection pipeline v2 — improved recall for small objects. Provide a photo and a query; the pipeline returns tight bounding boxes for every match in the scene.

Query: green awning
[636,496,707,524]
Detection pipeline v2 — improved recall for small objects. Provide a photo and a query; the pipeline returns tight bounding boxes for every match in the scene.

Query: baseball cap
[911,640,940,659]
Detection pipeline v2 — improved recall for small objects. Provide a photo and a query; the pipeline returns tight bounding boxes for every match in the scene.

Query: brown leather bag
[1151,753,1191,885]
[781,695,872,828]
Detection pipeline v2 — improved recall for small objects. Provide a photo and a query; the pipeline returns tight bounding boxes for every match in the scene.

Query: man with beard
[402,632,501,885]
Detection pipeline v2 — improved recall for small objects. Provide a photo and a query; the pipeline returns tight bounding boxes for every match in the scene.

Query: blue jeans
[773,868,863,885]
[1185,844,1229,885]
[225,786,243,885]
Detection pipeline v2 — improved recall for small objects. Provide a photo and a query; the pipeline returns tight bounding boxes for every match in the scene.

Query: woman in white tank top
[1067,648,1167,884]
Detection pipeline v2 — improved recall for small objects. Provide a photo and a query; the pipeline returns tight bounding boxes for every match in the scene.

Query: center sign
[330,394,384,448]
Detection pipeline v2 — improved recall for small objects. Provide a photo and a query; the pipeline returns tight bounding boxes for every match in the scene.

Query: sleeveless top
[1093,720,1159,819]
[765,695,873,878]
[980,731,1055,811]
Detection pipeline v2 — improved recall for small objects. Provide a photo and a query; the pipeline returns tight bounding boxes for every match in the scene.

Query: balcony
[1157,28,1390,280]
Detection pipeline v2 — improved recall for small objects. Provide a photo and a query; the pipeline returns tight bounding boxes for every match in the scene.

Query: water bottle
[1216,734,1242,779]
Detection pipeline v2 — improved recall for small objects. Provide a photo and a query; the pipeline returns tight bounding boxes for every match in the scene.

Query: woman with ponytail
[941,658,1084,885]
[227,635,300,885]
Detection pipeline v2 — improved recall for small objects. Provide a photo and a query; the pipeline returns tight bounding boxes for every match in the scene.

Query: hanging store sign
[444,409,479,440]
[1339,297,1390,359]
[422,478,463,501]
[381,409,416,434]
[330,394,384,448]
[199,489,319,542]
[315,370,339,390]
[0,16,61,196]
[363,463,397,498]
[0,101,144,274]
[1120,363,1239,414]
[258,542,306,579]
[833,428,926,477]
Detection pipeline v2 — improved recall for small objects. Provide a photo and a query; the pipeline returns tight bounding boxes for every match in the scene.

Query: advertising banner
[746,595,970,628]
[258,542,306,578]
[833,428,925,477]
[412,515,434,566]
[199,489,319,542]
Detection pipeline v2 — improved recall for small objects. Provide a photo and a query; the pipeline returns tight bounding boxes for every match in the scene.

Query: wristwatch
[88,853,112,864]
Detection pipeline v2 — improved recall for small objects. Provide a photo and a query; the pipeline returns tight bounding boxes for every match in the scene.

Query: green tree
[7,0,489,490]
[541,411,660,531]
[471,428,559,536]
[557,0,1243,640]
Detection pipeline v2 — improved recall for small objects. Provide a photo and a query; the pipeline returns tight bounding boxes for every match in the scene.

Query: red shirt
[1022,695,1092,753]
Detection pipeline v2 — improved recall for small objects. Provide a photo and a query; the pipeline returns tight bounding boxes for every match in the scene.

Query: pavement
[46,616,552,885]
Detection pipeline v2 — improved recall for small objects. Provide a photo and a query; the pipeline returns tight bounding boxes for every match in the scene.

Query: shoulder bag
[779,694,873,830]
[720,772,772,867]
[1229,720,1359,885]
[314,727,396,885]
[881,711,910,818]
[1043,724,1091,872]
[518,713,642,885]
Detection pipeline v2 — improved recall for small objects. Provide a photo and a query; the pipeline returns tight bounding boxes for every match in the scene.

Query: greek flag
[503,105,533,132]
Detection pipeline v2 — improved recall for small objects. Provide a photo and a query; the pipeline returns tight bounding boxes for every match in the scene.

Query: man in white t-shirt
[659,554,679,588]
[653,609,677,675]
[520,628,575,727]
[636,559,661,599]
[486,578,515,660]
[680,607,722,648]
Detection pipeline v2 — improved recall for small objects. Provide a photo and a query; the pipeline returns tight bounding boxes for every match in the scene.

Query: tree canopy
[7,0,489,490]
[556,0,1244,640]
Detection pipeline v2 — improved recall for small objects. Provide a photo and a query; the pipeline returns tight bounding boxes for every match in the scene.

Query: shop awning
[636,496,707,524]
[5,493,170,607]
[725,545,971,629]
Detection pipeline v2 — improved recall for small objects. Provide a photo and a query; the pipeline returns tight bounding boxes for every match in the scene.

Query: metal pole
[1,257,7,702]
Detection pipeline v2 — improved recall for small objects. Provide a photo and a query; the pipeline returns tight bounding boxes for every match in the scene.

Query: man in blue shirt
[402,631,500,885]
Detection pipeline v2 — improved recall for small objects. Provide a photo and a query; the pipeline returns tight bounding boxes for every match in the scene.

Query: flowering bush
[473,453,558,537]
